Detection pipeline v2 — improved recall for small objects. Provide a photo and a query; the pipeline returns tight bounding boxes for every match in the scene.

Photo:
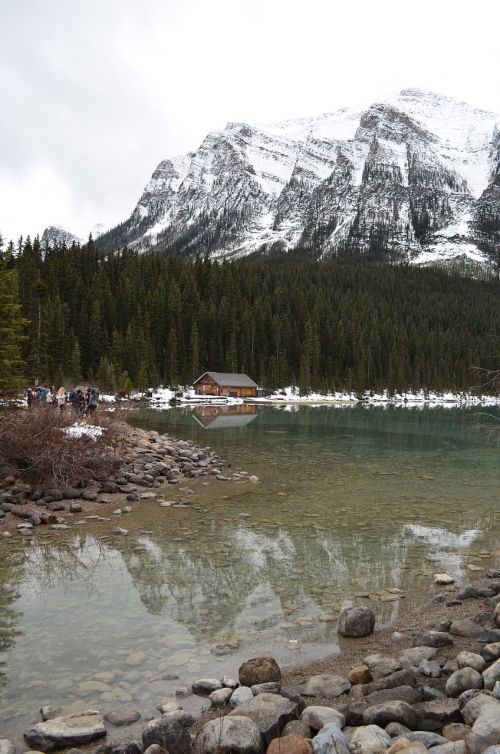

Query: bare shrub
[0,406,121,489]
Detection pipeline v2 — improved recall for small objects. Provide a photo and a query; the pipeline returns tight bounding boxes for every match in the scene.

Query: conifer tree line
[2,234,500,394]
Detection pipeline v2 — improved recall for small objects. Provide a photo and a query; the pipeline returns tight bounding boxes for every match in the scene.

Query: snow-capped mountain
[97,89,500,269]
[41,222,108,247]
[41,225,83,247]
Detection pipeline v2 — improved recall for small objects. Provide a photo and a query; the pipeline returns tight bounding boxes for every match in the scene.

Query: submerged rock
[24,711,106,752]
[103,707,141,726]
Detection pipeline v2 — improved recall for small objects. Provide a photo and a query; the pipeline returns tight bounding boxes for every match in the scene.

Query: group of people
[26,385,100,418]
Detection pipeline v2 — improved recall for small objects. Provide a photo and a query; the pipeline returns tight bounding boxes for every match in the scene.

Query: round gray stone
[300,705,345,730]
[194,715,262,754]
[446,668,483,697]
[303,673,351,699]
[349,725,391,754]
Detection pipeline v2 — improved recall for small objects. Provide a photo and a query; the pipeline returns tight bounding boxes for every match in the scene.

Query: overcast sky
[1,0,499,243]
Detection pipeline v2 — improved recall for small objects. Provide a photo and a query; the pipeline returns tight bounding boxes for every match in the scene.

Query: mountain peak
[90,90,500,273]
[41,225,83,247]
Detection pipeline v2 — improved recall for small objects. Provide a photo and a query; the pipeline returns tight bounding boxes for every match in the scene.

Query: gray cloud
[1,0,499,241]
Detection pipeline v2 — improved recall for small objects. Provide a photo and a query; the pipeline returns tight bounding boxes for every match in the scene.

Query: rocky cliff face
[96,89,500,270]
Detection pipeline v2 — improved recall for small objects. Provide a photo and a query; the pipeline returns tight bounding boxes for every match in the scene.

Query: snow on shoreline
[64,424,104,439]
[148,385,500,410]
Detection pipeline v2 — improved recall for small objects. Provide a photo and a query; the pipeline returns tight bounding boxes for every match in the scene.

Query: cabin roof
[193,371,258,388]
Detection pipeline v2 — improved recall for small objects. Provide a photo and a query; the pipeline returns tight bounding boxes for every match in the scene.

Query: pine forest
[2,236,500,394]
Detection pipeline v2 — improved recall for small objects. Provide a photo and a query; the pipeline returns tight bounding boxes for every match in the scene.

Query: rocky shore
[0,573,499,754]
[0,423,255,538]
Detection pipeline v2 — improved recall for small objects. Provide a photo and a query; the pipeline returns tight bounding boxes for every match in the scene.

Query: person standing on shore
[57,387,66,412]
[87,388,99,416]
[68,388,80,419]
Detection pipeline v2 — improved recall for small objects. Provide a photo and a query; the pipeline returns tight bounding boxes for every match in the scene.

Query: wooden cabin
[193,372,258,398]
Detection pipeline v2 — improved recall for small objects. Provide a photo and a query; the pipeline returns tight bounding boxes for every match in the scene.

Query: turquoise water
[0,405,499,744]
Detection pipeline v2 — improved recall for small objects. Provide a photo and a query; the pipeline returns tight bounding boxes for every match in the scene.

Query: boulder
[311,723,350,754]
[349,725,391,754]
[481,643,500,663]
[403,732,448,747]
[468,707,500,754]
[416,699,461,725]
[365,687,420,707]
[195,715,262,754]
[412,631,453,648]
[385,722,411,737]
[103,708,141,727]
[399,647,437,666]
[228,693,298,745]
[192,678,222,695]
[267,734,312,754]
[445,668,483,697]
[461,693,500,725]
[363,654,402,679]
[239,657,282,687]
[483,658,500,690]
[441,722,472,740]
[142,717,193,753]
[450,620,484,638]
[300,706,345,730]
[363,701,417,729]
[418,660,441,678]
[24,711,106,752]
[420,686,447,702]
[157,701,182,714]
[338,606,376,638]
[282,720,312,738]
[495,603,500,627]
[221,675,239,689]
[252,682,281,695]
[434,574,455,585]
[230,686,254,708]
[0,742,15,754]
[161,711,196,728]
[456,652,486,673]
[94,745,141,754]
[349,665,373,685]
[210,687,233,707]
[387,743,427,754]
[302,674,351,699]
[364,668,418,696]
[430,742,467,754]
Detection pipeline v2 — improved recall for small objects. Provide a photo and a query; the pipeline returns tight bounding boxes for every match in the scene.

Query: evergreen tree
[0,241,27,389]
[69,339,82,383]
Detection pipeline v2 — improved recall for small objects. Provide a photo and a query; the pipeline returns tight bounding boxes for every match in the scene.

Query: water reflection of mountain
[110,514,487,642]
[192,405,259,430]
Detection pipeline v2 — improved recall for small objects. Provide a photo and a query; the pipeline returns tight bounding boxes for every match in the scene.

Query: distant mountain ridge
[41,223,108,247]
[61,90,500,270]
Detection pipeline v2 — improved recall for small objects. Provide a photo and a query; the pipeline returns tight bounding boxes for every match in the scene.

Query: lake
[1,404,499,743]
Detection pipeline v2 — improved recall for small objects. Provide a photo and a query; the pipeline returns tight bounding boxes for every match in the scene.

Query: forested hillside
[5,236,500,393]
